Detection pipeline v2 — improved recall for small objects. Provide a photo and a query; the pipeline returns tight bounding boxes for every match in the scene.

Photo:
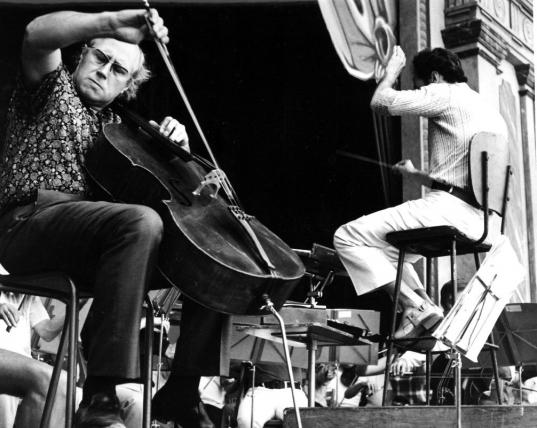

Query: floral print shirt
[0,64,120,210]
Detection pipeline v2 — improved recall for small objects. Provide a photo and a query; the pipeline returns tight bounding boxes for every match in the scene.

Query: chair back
[469,132,510,216]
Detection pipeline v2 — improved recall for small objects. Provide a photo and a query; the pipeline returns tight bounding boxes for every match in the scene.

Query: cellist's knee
[112,204,164,246]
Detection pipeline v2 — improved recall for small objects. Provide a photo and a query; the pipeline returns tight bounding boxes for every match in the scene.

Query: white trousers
[237,386,308,428]
[334,190,499,296]
[0,395,19,428]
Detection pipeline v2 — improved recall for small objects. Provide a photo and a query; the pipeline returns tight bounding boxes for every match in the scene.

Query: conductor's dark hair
[412,47,468,84]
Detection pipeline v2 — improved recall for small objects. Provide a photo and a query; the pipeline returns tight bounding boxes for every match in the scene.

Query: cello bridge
[192,168,227,198]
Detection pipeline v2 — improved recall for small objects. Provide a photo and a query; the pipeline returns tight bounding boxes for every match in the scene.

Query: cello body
[85,122,305,315]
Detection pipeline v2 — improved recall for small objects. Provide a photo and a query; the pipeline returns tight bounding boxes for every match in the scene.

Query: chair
[380,132,512,409]
[0,272,155,428]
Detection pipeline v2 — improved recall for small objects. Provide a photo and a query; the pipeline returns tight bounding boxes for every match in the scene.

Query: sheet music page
[433,236,525,361]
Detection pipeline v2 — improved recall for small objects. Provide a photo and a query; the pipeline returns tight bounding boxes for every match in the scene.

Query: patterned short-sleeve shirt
[0,64,120,210]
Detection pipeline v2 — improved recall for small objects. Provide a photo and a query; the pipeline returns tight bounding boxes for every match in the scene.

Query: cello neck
[113,103,217,171]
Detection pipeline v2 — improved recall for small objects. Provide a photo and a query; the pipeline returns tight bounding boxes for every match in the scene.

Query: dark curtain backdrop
[0,2,401,311]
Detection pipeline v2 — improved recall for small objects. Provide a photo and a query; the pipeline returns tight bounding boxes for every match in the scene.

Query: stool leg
[382,249,405,406]
[489,335,502,404]
[473,251,480,268]
[426,350,431,405]
[424,256,432,406]
[426,257,433,304]
[451,239,461,428]
[143,296,154,428]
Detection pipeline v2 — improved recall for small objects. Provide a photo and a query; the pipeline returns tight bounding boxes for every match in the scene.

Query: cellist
[0,8,223,427]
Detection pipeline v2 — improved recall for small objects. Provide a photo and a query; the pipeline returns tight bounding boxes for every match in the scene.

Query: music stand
[477,303,537,403]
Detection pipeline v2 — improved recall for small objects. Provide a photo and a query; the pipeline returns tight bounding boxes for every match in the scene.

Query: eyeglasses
[84,46,131,80]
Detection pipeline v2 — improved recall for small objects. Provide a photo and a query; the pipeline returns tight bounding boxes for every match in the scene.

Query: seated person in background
[389,352,428,406]
[0,291,142,427]
[486,366,537,405]
[319,362,384,407]
[236,361,307,428]
[199,376,233,428]
[521,374,537,404]
[0,348,102,428]
[518,366,537,404]
[0,291,67,428]
[314,362,337,407]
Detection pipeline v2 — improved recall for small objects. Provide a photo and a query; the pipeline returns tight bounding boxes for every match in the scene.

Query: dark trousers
[174,298,231,377]
[0,190,162,379]
[0,190,229,380]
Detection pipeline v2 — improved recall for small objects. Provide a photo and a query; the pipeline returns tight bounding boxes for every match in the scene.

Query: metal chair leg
[382,249,406,406]
[143,296,154,428]
[66,278,77,428]
[39,315,69,428]
[40,276,78,428]
[451,239,461,428]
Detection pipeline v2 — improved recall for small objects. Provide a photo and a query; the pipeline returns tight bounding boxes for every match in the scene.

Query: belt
[257,380,302,389]
[0,199,35,218]
[431,181,480,209]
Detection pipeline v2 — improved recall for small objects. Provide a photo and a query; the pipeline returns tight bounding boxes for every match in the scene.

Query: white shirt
[199,376,226,409]
[0,292,48,357]
[371,82,508,190]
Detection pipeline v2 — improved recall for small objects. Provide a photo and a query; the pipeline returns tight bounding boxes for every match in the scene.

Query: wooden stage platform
[283,405,537,427]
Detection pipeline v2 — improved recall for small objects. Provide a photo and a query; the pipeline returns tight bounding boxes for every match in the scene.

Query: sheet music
[433,236,525,361]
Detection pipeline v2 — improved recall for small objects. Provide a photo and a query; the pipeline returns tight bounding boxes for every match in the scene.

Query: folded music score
[433,236,525,361]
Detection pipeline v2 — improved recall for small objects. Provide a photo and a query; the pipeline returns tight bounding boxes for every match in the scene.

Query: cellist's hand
[110,9,169,45]
[150,117,190,153]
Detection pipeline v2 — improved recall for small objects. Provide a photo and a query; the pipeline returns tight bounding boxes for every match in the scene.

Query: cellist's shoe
[152,397,214,428]
[152,381,214,428]
[75,393,126,428]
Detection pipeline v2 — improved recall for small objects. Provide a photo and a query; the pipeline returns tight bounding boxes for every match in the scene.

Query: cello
[84,4,304,316]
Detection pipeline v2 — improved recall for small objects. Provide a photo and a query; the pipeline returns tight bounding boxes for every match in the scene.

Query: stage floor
[283,405,537,427]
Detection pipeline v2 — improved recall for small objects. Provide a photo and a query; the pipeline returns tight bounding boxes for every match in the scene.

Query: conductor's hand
[384,45,406,79]
[0,303,20,328]
[111,9,169,45]
[150,117,190,153]
[393,159,433,187]
[393,159,417,174]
